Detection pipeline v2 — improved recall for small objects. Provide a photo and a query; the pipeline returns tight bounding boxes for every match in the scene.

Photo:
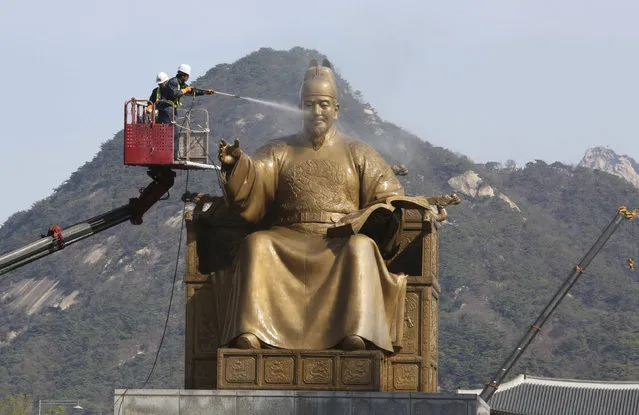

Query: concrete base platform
[113,389,489,415]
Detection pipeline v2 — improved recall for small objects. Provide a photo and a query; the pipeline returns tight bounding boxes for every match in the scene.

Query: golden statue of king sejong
[217,59,411,352]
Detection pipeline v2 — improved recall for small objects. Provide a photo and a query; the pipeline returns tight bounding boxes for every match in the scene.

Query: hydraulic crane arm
[479,206,639,403]
[0,167,175,277]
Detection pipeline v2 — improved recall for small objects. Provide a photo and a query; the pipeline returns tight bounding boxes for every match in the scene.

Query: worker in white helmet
[158,64,215,123]
[158,64,215,158]
[145,72,170,122]
[150,72,170,104]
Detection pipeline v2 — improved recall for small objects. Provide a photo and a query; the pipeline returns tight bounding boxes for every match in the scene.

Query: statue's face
[301,95,339,137]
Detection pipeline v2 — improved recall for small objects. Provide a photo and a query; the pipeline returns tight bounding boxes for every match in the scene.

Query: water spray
[240,97,301,113]
[213,90,301,114]
[214,90,241,99]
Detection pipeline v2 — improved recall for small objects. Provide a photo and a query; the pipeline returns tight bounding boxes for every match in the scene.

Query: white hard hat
[156,72,169,84]
[177,64,191,75]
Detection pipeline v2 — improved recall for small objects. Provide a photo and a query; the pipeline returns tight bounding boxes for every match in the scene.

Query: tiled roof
[458,374,639,415]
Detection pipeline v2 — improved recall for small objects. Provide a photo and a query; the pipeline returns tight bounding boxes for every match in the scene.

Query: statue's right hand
[219,139,242,166]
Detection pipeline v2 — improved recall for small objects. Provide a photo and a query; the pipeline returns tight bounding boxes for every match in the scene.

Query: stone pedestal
[113,389,489,415]
[217,349,383,391]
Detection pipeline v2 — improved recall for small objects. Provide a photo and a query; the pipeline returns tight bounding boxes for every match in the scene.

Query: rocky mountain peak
[578,146,639,189]
[447,170,521,212]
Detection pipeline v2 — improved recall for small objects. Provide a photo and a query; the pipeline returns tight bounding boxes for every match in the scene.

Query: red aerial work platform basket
[123,99,216,170]
[124,99,175,166]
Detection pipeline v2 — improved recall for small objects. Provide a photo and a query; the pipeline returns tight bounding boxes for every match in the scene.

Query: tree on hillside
[44,405,66,415]
[0,394,32,415]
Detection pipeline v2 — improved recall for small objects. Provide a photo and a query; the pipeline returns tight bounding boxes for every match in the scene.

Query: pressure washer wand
[214,91,241,98]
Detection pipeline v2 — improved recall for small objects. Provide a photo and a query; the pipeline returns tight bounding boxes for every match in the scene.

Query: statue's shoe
[341,335,366,351]
[236,333,261,349]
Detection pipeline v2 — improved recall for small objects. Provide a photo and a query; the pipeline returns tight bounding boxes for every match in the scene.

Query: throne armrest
[384,193,459,280]
[385,207,438,283]
[185,195,255,278]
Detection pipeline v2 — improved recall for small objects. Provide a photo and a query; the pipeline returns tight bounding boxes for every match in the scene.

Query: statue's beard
[305,118,332,148]
[312,123,328,137]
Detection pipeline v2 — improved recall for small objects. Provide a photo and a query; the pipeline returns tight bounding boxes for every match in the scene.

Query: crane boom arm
[0,167,175,277]
[479,206,638,403]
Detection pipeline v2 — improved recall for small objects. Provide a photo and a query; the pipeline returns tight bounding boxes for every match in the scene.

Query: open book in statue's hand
[326,195,433,238]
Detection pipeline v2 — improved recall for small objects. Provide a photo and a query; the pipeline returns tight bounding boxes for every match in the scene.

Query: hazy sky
[1,0,638,225]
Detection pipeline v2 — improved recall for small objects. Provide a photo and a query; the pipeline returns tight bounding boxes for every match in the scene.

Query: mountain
[579,146,639,189]
[2,47,639,412]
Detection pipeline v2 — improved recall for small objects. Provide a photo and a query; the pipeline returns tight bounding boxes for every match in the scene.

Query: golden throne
[182,194,449,392]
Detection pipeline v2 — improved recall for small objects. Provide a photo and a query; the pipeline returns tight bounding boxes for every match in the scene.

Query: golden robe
[220,131,407,352]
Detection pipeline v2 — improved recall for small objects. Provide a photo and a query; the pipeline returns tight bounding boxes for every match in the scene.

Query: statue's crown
[301,59,338,100]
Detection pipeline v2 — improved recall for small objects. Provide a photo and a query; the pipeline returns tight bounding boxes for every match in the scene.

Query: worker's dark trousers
[173,126,179,159]
[156,112,179,160]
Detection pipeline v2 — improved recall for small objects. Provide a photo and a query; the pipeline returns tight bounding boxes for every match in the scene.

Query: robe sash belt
[276,211,346,225]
